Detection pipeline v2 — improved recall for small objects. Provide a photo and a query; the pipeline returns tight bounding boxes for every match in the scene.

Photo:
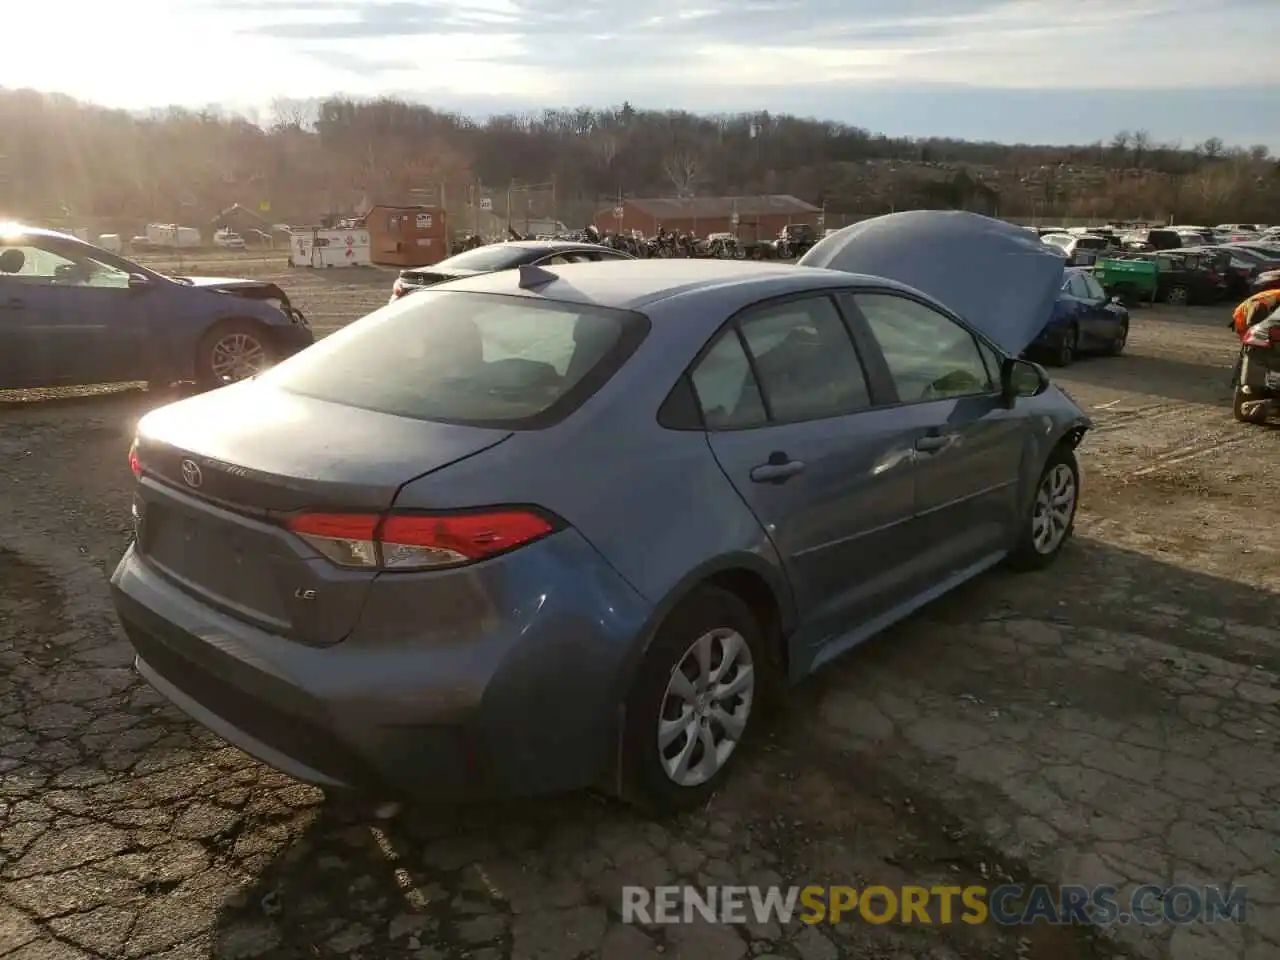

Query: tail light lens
[286,509,557,570]
[1243,326,1279,347]
[128,442,141,477]
[391,277,406,299]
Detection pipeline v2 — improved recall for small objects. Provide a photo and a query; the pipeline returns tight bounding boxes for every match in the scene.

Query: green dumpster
[1094,256,1159,305]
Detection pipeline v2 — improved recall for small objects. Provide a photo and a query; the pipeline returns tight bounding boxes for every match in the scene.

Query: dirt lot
[1,254,1278,960]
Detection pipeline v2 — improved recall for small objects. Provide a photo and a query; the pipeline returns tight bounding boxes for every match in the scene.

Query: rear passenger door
[842,291,1032,583]
[692,293,921,662]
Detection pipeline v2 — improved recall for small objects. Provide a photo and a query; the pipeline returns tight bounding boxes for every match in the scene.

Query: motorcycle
[1231,316,1280,424]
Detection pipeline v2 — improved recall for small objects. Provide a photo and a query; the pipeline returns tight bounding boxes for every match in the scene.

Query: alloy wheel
[1031,463,1076,555]
[657,627,755,787]
[209,333,268,383]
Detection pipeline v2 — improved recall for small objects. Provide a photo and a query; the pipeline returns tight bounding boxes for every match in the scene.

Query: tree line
[1,88,1277,230]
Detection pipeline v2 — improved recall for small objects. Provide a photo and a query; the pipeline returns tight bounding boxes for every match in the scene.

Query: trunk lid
[132,381,512,645]
[400,267,479,287]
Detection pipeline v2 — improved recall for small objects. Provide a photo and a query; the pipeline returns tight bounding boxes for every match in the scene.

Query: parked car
[389,240,634,302]
[1027,267,1129,366]
[213,229,247,250]
[111,212,1088,813]
[1160,249,1230,303]
[0,227,312,390]
[1041,232,1112,266]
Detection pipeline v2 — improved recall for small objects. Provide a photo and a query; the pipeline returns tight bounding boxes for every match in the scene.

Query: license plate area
[142,498,292,627]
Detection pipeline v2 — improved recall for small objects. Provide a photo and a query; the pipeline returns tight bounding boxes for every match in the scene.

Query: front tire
[1049,324,1078,367]
[1007,447,1080,571]
[1233,386,1270,424]
[194,319,277,391]
[621,587,764,815]
[1165,285,1189,306]
[1109,319,1129,355]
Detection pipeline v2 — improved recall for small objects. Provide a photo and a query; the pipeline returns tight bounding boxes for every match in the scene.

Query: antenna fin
[518,263,557,289]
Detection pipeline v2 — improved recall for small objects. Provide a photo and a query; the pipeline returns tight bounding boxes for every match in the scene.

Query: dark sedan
[0,227,313,390]
[389,240,634,302]
[1028,267,1129,366]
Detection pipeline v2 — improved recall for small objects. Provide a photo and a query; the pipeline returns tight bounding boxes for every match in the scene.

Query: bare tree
[662,151,700,197]
[591,133,619,169]
[268,97,312,132]
[1109,130,1131,166]
[1197,137,1225,161]
[1130,130,1152,169]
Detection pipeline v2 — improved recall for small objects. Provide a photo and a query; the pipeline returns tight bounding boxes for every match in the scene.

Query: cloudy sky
[5,0,1279,148]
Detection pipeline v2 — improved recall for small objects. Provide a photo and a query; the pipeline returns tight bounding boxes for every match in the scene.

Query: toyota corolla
[110,212,1089,814]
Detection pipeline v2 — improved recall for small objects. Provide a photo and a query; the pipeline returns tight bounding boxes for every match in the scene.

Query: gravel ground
[1,256,1278,960]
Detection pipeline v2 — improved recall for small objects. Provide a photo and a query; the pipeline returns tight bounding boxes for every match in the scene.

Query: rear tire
[1007,447,1079,571]
[194,319,277,391]
[620,587,765,816]
[1165,285,1189,306]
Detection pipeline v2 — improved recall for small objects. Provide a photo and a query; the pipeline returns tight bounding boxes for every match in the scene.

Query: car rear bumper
[109,532,653,802]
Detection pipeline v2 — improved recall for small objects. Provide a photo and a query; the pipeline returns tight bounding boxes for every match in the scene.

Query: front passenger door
[692,294,919,661]
[845,291,1032,582]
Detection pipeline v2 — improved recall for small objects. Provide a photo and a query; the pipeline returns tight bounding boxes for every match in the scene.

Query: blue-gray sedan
[110,212,1091,814]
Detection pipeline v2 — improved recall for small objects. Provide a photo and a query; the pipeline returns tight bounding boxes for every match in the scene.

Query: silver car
[110,212,1090,814]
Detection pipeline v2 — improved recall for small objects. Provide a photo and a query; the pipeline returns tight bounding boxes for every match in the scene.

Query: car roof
[435,258,924,313]
[1,224,78,244]
[497,240,617,253]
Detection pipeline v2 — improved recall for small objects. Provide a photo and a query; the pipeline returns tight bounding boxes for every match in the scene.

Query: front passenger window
[852,294,994,403]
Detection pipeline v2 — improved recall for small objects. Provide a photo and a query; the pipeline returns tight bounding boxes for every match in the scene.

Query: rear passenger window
[690,332,766,429]
[737,297,872,422]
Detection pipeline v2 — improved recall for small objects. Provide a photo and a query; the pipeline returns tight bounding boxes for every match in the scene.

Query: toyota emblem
[180,459,203,488]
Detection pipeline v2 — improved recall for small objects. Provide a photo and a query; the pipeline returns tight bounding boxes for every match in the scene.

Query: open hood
[798,211,1065,356]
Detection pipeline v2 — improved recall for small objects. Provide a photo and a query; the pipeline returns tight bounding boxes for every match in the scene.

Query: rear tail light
[286,509,557,570]
[128,442,141,477]
[1242,326,1279,347]
[391,277,406,299]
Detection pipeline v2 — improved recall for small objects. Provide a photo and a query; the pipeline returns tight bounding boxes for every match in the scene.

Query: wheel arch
[607,551,796,796]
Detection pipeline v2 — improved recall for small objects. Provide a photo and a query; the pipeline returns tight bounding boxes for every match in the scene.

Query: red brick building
[594,195,821,239]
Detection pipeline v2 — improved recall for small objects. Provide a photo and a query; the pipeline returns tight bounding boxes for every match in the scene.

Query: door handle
[750,455,805,484]
[915,434,951,453]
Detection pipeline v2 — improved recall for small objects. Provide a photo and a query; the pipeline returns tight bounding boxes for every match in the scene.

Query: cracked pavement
[2,268,1278,960]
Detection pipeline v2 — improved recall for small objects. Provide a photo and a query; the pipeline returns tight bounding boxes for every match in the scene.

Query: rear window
[261,291,649,428]
[1075,237,1109,250]
[428,245,532,272]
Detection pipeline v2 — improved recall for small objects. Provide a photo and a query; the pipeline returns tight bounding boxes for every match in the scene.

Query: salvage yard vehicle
[389,240,634,302]
[0,226,313,390]
[1027,267,1130,366]
[1230,289,1280,424]
[1095,251,1222,306]
[111,211,1089,813]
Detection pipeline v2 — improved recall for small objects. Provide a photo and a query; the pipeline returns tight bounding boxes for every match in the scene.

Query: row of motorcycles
[585,226,817,261]
[450,225,819,260]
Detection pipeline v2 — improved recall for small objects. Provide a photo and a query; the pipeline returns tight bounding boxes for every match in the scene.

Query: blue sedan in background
[1028,266,1130,367]
[0,226,313,391]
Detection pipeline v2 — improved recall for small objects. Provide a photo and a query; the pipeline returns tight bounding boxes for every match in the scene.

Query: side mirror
[1001,357,1049,405]
[128,273,151,291]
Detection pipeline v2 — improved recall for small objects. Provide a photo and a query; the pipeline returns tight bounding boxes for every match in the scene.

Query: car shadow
[203,537,1277,959]
[1055,351,1235,407]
